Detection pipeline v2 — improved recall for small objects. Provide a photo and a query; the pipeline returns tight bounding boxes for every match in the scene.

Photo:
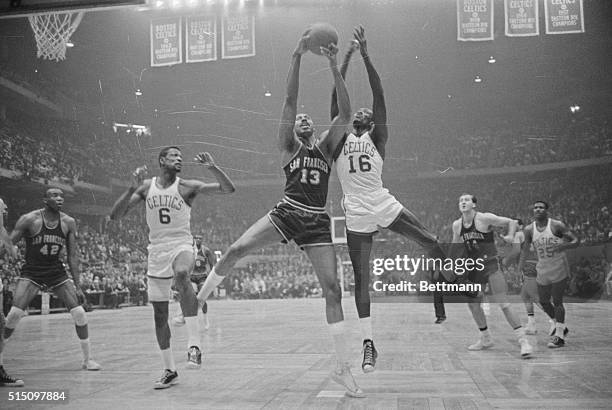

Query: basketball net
[28,11,84,61]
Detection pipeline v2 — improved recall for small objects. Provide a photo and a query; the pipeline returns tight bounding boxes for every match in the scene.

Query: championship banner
[457,0,494,41]
[221,15,255,59]
[186,15,217,63]
[150,17,182,67]
[544,0,585,34]
[505,0,539,37]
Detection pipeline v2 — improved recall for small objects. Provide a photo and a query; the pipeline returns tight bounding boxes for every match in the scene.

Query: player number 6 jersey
[145,177,192,246]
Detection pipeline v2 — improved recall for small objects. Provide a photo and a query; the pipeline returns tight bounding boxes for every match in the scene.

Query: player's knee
[174,268,190,283]
[70,306,88,326]
[323,282,342,305]
[5,306,26,330]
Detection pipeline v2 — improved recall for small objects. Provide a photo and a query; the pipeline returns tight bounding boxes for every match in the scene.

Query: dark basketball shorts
[268,201,332,248]
[190,274,207,289]
[21,267,71,291]
[467,258,500,287]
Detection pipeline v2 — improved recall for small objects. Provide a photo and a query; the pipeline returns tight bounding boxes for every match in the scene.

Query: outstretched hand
[131,166,147,188]
[353,25,368,56]
[195,152,216,168]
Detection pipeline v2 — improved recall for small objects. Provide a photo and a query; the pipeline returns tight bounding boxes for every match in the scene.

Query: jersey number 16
[348,155,372,173]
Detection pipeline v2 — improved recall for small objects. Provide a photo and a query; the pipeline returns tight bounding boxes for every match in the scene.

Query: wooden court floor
[1,298,611,409]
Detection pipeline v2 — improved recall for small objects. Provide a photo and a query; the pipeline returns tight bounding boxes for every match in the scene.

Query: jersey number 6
[159,208,171,224]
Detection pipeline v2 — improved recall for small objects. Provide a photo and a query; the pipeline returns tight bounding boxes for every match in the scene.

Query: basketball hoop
[28,11,84,61]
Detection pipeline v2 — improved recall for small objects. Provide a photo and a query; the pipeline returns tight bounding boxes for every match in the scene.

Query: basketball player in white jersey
[519,201,578,348]
[452,194,533,358]
[329,26,454,372]
[197,35,366,398]
[0,197,21,387]
[110,149,235,389]
[503,219,540,335]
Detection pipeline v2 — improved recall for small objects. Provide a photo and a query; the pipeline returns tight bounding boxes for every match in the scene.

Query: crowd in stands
[424,115,612,170]
[0,114,143,186]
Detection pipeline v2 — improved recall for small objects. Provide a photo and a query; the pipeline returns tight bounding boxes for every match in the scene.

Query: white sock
[184,316,201,349]
[527,315,536,326]
[80,338,91,362]
[197,270,225,303]
[160,348,176,371]
[358,316,373,341]
[514,327,525,340]
[556,323,565,340]
[480,328,491,339]
[329,321,349,368]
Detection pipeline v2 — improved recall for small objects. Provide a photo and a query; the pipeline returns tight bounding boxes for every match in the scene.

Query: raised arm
[109,166,148,221]
[354,25,388,154]
[183,152,236,199]
[319,44,351,161]
[330,41,359,120]
[278,35,309,156]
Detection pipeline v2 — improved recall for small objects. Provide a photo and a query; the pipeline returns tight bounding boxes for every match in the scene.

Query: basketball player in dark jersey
[2,188,100,388]
[328,26,455,372]
[196,34,365,397]
[451,194,533,358]
[0,197,22,387]
[172,234,214,329]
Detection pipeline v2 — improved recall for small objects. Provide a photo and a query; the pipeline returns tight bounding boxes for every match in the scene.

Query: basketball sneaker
[153,369,178,389]
[186,346,202,369]
[82,359,102,371]
[361,339,378,373]
[547,336,565,348]
[330,365,365,398]
[172,314,186,327]
[468,335,494,351]
[0,366,24,387]
[519,337,533,358]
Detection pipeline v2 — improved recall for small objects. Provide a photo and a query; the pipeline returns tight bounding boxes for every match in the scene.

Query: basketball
[305,23,339,55]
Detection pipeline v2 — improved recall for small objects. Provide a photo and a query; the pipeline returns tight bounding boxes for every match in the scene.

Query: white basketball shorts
[342,189,404,234]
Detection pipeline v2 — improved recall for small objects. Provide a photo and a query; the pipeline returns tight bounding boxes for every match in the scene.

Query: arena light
[473,75,483,83]
[154,0,164,7]
[264,90,271,97]
[570,104,581,114]
[488,55,496,64]
[66,40,74,48]
[135,89,143,96]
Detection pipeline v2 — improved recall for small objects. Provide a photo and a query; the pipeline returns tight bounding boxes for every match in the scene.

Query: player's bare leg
[54,280,101,370]
[305,244,365,398]
[197,216,283,303]
[488,272,533,358]
[346,231,378,373]
[172,250,201,368]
